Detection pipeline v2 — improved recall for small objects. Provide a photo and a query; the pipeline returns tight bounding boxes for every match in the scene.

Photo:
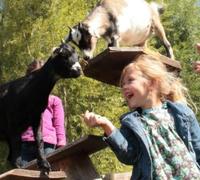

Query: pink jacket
[21,95,67,146]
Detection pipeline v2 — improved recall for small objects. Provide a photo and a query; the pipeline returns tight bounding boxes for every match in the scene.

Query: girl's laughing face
[121,68,152,110]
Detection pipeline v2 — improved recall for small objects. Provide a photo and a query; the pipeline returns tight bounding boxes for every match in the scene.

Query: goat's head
[65,23,97,60]
[52,43,82,78]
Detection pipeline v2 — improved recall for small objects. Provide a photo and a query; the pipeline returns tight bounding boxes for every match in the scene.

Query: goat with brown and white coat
[65,0,174,60]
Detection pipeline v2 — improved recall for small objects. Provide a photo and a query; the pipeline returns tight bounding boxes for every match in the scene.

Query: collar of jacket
[120,100,190,122]
[166,100,193,118]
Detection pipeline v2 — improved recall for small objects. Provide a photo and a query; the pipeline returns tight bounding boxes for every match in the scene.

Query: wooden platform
[0,135,107,180]
[83,47,181,86]
[25,135,107,180]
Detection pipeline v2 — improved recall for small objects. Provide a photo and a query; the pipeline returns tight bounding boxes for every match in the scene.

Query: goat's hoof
[37,159,51,175]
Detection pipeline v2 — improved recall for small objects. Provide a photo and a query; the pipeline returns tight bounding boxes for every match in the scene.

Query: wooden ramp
[83,47,181,86]
[25,135,107,180]
[0,135,107,180]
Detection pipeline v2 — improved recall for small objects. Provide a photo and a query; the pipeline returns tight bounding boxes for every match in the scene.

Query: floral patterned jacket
[104,101,200,180]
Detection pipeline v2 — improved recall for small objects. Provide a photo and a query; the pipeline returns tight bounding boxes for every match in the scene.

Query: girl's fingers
[83,111,97,127]
[82,111,106,127]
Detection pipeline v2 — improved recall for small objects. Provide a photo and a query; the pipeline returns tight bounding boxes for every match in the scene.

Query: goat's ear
[61,39,65,44]
[52,47,60,57]
[64,26,73,42]
[52,47,58,52]
[68,26,72,31]
[64,34,70,42]
[67,26,73,35]
[78,22,88,30]
[78,22,82,29]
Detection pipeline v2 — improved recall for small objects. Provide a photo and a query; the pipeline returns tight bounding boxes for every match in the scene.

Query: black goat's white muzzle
[72,62,81,72]
[70,62,82,77]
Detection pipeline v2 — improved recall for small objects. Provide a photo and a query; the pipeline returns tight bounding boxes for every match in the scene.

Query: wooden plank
[25,135,107,169]
[24,135,107,180]
[83,47,181,86]
[0,169,66,180]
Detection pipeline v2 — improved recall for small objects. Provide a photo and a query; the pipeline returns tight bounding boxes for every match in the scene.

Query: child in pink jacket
[21,60,67,166]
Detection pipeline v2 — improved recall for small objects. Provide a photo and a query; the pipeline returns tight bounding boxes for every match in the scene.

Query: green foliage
[90,148,132,175]
[0,0,200,175]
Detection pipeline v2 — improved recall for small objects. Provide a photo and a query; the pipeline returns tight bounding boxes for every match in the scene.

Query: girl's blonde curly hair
[120,54,188,104]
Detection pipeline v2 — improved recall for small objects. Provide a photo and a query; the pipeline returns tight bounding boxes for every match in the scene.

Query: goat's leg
[33,119,51,175]
[107,35,119,47]
[7,136,22,168]
[153,18,175,59]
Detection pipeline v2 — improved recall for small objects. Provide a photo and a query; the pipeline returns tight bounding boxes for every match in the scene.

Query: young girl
[83,54,200,179]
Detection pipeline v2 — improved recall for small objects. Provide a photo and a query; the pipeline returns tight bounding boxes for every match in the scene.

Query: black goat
[0,43,81,174]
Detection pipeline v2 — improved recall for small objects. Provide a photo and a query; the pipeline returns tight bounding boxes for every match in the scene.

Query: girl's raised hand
[83,110,115,135]
[83,110,107,128]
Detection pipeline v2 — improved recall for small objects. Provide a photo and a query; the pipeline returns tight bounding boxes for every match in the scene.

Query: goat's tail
[150,2,165,16]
